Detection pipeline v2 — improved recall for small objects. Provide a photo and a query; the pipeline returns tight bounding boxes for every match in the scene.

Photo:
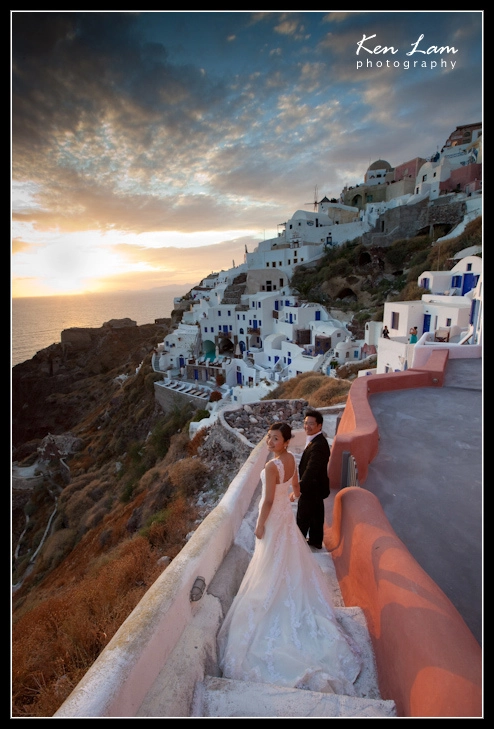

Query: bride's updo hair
[269,422,292,442]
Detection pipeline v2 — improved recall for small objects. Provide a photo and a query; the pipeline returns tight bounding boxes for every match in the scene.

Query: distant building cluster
[152,123,482,408]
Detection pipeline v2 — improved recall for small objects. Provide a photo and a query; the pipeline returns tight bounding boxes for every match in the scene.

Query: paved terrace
[360,356,482,644]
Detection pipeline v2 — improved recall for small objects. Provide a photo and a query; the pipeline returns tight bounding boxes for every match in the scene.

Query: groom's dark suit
[297,433,331,548]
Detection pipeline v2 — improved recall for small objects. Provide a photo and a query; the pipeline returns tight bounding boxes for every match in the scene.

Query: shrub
[142,495,198,551]
[397,282,429,301]
[187,428,208,456]
[167,457,209,497]
[120,479,138,503]
[191,409,210,422]
[37,529,78,573]
[209,390,222,402]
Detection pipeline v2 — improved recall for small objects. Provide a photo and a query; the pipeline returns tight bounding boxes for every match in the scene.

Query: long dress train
[217,455,362,695]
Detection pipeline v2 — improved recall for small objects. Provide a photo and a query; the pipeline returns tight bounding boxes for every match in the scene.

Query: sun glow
[11,236,133,298]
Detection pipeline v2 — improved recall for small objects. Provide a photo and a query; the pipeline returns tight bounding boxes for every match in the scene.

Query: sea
[11,286,194,368]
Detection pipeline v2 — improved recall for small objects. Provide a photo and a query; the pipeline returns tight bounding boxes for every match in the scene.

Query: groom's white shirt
[305,433,319,448]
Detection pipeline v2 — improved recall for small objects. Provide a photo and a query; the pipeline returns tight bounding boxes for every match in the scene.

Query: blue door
[423,314,431,333]
[462,272,476,295]
[179,356,185,367]
[236,371,242,384]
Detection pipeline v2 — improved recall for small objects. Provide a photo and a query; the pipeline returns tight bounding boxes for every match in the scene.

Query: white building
[332,338,364,366]
[244,207,372,295]
[418,255,482,296]
[157,323,201,372]
[372,251,482,374]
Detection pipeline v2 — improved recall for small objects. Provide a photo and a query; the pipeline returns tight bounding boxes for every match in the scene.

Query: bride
[217,422,362,695]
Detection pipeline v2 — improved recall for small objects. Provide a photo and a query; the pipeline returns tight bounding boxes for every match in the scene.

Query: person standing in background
[291,408,330,550]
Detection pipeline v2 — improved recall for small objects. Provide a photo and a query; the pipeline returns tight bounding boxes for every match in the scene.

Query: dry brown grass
[144,495,198,552]
[305,378,353,408]
[265,371,352,408]
[167,457,209,497]
[12,535,163,717]
[11,478,201,717]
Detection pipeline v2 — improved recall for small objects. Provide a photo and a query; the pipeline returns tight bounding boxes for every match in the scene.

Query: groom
[296,408,330,549]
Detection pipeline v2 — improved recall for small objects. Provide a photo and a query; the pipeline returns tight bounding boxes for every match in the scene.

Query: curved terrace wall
[326,487,482,717]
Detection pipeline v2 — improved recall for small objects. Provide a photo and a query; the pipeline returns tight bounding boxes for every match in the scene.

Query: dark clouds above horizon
[11,10,483,296]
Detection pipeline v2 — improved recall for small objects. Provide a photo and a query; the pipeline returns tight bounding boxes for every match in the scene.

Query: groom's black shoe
[307,540,322,549]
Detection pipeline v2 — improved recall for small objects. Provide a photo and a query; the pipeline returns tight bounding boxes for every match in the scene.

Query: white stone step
[192,676,397,718]
[191,603,397,718]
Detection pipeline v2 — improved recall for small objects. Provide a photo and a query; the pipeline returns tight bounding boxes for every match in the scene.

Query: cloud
[11,11,482,297]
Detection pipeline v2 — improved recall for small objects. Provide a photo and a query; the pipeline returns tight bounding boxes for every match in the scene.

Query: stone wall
[362,198,466,247]
[154,382,211,414]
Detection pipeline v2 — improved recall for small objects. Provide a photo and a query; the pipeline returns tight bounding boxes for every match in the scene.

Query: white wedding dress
[217,455,362,695]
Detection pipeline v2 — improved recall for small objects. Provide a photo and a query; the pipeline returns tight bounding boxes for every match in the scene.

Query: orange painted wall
[325,348,481,717]
[326,487,482,717]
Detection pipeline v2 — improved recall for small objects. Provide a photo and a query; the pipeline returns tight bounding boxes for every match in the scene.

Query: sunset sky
[11,10,483,298]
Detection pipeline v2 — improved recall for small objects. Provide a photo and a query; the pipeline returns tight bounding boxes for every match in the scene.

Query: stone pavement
[359,357,482,644]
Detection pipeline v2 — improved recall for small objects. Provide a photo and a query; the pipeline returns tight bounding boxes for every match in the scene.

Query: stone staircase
[135,466,397,719]
[191,540,396,717]
[221,273,247,305]
[192,675,396,717]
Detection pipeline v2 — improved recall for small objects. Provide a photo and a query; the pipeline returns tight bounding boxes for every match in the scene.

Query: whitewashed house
[332,338,364,366]
[414,156,453,199]
[244,237,321,295]
[244,292,279,348]
[287,349,325,379]
[198,273,220,289]
[257,333,289,380]
[382,300,425,343]
[309,319,350,353]
[373,248,481,374]
[418,255,481,296]
[365,321,384,349]
[376,297,472,374]
[181,297,210,326]
[157,323,201,373]
[201,303,237,344]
